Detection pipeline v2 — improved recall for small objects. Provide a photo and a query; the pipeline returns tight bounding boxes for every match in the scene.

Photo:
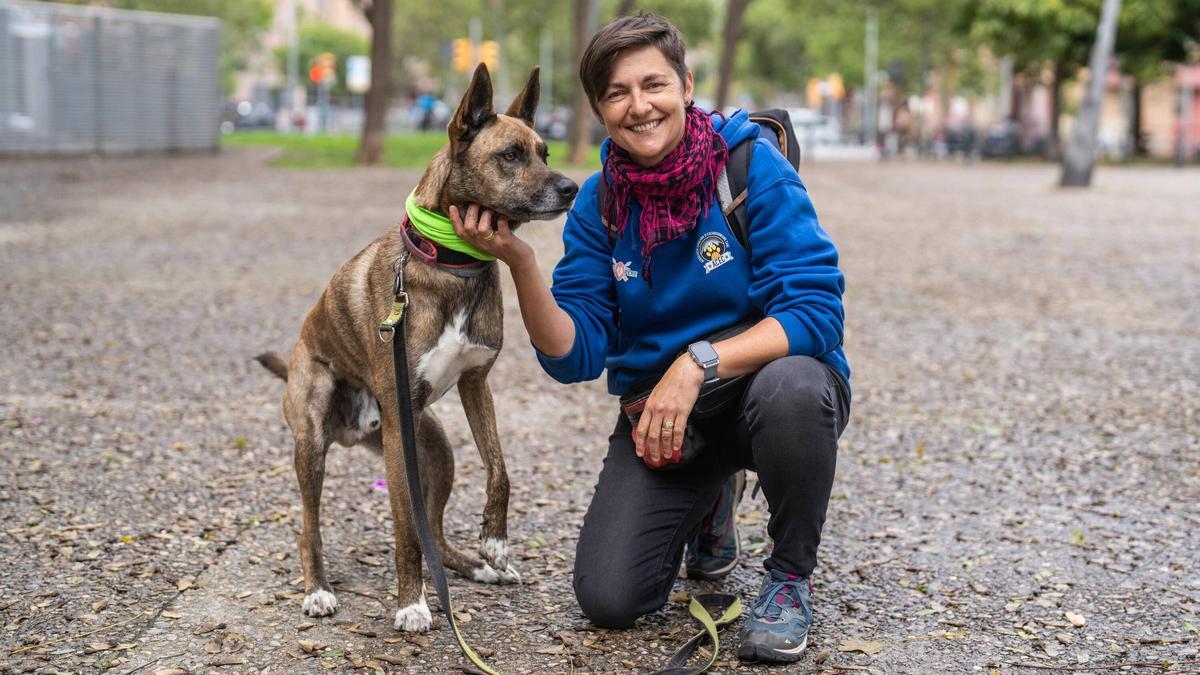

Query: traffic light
[478,40,500,72]
[309,52,336,84]
[451,38,472,73]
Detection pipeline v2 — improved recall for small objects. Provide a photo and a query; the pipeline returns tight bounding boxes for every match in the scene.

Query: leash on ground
[652,593,742,675]
[379,262,500,675]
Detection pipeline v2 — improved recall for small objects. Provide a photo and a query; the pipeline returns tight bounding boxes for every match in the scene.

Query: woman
[450,13,850,663]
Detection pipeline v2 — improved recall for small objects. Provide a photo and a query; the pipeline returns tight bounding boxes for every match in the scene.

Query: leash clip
[379,254,410,343]
[378,291,408,343]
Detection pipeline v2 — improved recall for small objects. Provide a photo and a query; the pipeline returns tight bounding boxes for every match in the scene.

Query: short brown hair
[578,13,689,117]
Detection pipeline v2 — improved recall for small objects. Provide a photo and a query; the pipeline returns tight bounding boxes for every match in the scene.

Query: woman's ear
[683,71,695,107]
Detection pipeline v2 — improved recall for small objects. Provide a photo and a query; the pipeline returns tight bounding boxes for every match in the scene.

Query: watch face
[689,342,719,367]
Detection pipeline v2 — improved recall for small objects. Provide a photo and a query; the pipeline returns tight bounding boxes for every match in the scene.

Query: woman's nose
[629,89,652,117]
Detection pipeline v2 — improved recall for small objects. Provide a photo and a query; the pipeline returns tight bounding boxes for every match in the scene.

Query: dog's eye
[501,151,519,162]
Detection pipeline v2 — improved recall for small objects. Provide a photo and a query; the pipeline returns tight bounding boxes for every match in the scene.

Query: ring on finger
[482,230,496,241]
[661,420,675,429]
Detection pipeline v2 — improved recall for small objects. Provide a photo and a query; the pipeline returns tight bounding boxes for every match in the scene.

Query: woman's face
[598,45,695,168]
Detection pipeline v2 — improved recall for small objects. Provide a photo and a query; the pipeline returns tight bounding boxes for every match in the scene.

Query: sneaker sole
[736,634,808,663]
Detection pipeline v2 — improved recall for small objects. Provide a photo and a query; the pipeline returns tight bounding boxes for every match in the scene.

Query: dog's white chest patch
[416,310,496,403]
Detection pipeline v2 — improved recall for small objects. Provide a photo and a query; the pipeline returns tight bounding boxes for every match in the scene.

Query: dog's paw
[471,562,521,585]
[393,596,432,633]
[302,589,338,617]
[479,537,509,570]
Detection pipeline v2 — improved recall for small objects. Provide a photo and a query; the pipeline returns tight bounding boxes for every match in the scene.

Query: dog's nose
[555,177,579,201]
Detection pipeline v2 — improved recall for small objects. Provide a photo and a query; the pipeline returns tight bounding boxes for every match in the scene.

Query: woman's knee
[745,356,836,425]
[573,569,644,629]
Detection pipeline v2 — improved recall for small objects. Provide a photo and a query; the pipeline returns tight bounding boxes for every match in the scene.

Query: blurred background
[2,0,1198,173]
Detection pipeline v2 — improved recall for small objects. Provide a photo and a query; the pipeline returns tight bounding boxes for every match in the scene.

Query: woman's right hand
[449,204,534,270]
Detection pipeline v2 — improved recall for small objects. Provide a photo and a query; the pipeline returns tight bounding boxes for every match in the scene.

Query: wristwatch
[687,340,720,383]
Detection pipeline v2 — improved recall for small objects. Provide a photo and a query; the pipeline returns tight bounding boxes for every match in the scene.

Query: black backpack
[597,109,802,257]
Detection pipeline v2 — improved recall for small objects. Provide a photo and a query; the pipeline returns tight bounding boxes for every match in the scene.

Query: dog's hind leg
[416,410,516,584]
[284,348,339,618]
[456,371,519,582]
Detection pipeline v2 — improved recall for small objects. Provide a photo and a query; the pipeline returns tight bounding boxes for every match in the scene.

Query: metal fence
[0,0,220,155]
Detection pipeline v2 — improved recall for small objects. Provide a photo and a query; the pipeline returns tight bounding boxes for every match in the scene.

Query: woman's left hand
[449,204,534,268]
[634,354,705,469]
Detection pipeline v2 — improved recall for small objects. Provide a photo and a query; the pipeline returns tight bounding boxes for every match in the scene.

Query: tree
[567,0,599,164]
[356,0,393,165]
[275,23,369,98]
[1115,0,1200,156]
[1062,0,1122,185]
[716,0,752,111]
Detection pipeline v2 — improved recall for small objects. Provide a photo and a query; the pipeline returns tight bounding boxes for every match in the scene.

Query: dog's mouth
[497,204,572,222]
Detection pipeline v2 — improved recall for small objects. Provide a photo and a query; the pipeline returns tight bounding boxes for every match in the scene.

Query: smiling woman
[448,13,851,665]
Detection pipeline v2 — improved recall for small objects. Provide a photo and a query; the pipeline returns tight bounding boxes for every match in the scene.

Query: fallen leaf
[536,644,566,655]
[837,638,883,655]
[203,639,223,654]
[1065,612,1086,627]
[298,639,325,653]
[176,576,195,592]
[161,611,182,619]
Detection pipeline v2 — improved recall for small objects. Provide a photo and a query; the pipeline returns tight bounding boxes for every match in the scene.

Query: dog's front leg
[380,411,433,632]
[457,371,518,583]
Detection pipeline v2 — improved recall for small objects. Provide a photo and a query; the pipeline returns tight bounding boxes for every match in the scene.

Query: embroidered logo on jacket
[696,232,734,273]
[612,258,639,282]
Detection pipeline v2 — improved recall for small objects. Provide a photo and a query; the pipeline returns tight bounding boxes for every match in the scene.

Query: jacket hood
[598,108,760,165]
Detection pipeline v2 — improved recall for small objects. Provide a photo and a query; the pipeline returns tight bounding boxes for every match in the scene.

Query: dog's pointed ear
[449,63,496,146]
[505,66,540,128]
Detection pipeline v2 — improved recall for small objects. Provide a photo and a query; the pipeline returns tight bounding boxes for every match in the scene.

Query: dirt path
[1,151,1197,674]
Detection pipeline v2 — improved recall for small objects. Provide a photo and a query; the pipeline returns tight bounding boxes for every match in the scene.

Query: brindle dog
[255,64,577,632]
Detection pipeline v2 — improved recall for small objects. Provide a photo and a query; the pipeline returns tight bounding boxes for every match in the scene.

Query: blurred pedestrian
[450,12,850,663]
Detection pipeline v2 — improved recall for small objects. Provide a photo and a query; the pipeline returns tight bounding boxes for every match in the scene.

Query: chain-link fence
[0,0,220,155]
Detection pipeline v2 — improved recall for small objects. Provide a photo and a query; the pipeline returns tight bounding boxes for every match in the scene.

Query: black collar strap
[400,215,494,278]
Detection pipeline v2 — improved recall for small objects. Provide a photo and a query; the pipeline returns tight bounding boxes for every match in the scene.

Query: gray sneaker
[736,569,814,662]
[685,471,746,580]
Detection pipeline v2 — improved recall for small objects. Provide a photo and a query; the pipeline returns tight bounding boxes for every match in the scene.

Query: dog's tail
[254,351,289,381]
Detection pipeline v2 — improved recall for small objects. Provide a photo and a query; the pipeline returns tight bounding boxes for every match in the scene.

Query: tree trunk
[355,0,393,166]
[1046,61,1066,161]
[1061,0,1122,187]
[715,0,751,112]
[567,0,598,165]
[616,0,636,17]
[1129,80,1144,157]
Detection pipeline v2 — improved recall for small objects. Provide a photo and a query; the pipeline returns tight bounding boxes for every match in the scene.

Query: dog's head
[442,64,578,223]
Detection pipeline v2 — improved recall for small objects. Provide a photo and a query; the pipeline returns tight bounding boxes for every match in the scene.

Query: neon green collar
[405,191,496,262]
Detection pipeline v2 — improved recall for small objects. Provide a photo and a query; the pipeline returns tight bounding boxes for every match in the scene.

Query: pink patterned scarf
[603,105,728,284]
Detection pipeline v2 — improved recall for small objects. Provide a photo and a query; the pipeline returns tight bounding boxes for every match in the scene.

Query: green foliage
[222,130,602,170]
[55,0,273,94]
[276,23,369,97]
[964,0,1200,84]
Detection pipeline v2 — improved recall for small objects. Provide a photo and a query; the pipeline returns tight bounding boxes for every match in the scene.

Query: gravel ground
[1,150,1197,674]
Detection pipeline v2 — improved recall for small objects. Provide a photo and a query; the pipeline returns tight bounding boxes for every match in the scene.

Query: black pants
[573,356,850,629]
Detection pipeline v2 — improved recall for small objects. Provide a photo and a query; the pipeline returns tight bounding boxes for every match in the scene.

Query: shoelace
[752,577,809,622]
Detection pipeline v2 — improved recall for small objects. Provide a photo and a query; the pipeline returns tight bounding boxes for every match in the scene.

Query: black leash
[378,254,736,675]
[378,257,499,675]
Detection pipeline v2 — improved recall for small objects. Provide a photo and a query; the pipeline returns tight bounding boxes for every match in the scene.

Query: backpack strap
[722,138,754,256]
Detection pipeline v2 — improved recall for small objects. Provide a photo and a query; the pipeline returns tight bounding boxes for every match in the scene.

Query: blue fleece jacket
[536,109,849,397]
